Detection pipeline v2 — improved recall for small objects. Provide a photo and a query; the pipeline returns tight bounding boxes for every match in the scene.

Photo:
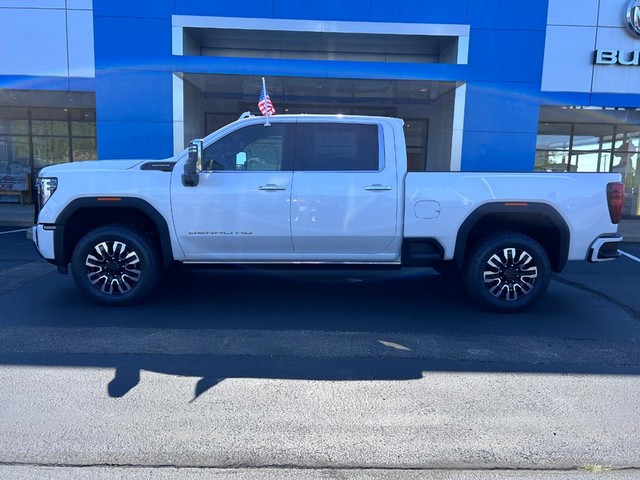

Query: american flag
[258,82,275,116]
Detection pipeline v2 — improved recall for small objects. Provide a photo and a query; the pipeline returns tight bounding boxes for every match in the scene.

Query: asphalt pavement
[1,225,640,479]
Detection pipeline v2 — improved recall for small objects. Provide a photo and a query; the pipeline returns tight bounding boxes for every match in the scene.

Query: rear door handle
[259,184,287,191]
[365,184,392,191]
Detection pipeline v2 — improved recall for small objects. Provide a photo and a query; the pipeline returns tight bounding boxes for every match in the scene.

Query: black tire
[71,225,161,305]
[462,232,551,313]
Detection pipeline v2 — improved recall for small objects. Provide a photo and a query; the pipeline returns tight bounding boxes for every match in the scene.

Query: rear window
[295,123,379,171]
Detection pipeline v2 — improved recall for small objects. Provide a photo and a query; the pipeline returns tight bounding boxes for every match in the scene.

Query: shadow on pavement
[2,266,640,399]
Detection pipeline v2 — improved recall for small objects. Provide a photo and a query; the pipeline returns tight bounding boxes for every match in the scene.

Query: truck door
[290,122,399,259]
[171,123,295,261]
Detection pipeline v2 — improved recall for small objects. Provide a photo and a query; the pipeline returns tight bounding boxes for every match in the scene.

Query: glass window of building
[0,107,30,177]
[0,103,96,188]
[0,91,96,184]
[536,106,640,216]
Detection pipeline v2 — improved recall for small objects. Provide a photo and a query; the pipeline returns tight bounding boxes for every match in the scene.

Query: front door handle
[364,184,392,191]
[259,184,287,191]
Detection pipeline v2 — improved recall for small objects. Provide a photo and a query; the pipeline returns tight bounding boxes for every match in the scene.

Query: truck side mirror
[182,139,203,187]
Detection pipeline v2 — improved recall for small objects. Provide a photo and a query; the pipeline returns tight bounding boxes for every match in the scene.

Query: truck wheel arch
[453,203,570,273]
[52,197,174,270]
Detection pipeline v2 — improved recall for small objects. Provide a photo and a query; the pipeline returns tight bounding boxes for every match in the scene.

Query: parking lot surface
[1,227,639,478]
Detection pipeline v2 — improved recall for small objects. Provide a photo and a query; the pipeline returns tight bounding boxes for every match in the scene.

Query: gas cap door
[414,200,441,219]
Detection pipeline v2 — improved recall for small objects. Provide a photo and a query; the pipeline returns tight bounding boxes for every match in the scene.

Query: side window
[203,124,288,171]
[295,123,380,171]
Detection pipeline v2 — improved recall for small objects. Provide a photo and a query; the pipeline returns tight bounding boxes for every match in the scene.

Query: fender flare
[52,197,174,268]
[453,202,571,272]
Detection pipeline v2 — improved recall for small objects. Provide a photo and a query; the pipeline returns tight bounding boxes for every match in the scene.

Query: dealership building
[1,0,640,215]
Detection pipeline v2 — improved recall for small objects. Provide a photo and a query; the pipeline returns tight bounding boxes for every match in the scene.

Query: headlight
[37,177,58,209]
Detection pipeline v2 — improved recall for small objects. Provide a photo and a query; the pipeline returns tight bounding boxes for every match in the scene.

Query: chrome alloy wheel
[483,247,538,301]
[85,241,141,295]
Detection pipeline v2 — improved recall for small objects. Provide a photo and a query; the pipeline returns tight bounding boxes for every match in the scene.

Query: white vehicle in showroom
[33,114,624,312]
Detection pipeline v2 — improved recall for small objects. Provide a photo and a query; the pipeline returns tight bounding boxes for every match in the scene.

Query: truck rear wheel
[71,225,161,305]
[463,232,550,313]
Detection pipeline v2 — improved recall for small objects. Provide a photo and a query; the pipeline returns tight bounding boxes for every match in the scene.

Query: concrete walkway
[2,201,640,241]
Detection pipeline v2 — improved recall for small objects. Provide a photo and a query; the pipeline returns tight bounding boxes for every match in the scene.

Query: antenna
[238,111,252,120]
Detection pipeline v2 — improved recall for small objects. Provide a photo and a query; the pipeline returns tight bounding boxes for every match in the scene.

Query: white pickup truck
[32,114,624,312]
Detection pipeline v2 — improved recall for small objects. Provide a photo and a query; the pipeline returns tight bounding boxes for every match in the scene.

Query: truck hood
[39,160,146,176]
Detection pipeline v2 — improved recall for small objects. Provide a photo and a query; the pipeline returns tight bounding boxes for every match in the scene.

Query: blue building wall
[93,2,174,159]
[92,0,550,171]
[463,1,548,171]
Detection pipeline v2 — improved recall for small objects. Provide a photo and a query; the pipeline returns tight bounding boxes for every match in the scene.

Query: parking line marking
[620,250,640,263]
[0,228,28,235]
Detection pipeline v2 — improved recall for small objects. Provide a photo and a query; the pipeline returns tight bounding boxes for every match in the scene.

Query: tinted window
[295,123,379,171]
[203,124,288,171]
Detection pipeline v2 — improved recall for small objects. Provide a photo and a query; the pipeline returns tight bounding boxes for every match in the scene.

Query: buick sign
[594,1,640,64]
[626,0,640,37]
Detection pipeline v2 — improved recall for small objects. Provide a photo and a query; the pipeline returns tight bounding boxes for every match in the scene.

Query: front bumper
[32,224,56,262]
[588,234,623,262]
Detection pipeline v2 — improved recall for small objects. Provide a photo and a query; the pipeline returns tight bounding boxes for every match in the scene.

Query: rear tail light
[607,182,624,224]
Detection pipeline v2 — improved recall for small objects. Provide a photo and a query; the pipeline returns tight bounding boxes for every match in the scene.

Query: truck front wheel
[71,225,161,305]
[463,232,551,313]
